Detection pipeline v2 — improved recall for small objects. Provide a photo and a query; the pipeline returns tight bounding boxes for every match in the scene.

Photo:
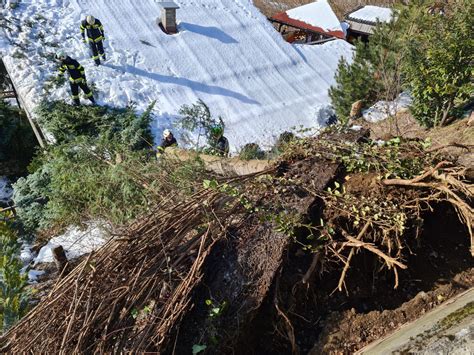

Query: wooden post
[52,245,70,277]
[1,58,47,148]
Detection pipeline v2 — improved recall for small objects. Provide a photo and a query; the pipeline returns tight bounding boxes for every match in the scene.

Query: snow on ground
[0,0,353,151]
[28,269,45,283]
[363,92,412,123]
[34,222,110,265]
[286,0,342,32]
[348,5,394,23]
[0,176,13,204]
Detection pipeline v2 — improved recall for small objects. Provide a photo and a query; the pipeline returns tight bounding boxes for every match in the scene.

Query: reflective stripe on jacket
[80,19,104,41]
[58,57,86,82]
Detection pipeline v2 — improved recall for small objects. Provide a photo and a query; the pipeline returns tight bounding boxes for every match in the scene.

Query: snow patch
[363,93,412,123]
[349,6,394,24]
[34,223,110,265]
[0,176,13,204]
[28,269,45,282]
[20,243,34,264]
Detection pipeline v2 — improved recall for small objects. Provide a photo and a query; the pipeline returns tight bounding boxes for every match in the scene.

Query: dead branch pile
[1,174,264,353]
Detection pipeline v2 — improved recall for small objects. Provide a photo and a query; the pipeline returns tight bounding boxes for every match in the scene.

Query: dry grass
[253,0,405,18]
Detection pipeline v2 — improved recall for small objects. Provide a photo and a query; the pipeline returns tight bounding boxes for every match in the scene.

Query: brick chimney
[158,1,180,34]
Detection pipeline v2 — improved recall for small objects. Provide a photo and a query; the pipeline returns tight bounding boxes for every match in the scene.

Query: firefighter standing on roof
[56,52,95,106]
[81,15,106,66]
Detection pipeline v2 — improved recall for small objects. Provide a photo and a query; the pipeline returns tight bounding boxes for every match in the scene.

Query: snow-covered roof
[1,0,353,151]
[271,0,345,39]
[347,5,394,24]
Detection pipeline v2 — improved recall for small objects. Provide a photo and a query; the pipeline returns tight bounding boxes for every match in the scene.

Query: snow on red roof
[271,0,345,39]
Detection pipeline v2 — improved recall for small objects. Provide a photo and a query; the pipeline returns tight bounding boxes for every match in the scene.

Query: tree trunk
[52,245,69,278]
[164,147,273,176]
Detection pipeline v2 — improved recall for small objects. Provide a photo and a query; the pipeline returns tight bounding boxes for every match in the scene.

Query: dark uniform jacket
[215,136,229,156]
[58,57,86,83]
[81,19,105,42]
[157,136,178,153]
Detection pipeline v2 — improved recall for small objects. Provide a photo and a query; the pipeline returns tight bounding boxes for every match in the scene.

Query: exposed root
[383,164,473,256]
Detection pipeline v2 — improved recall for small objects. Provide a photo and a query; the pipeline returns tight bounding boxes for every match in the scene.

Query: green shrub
[239,143,265,160]
[176,99,224,147]
[329,45,383,124]
[330,0,473,127]
[12,163,51,233]
[0,213,29,331]
[13,139,151,232]
[0,99,37,165]
[36,101,154,150]
[402,1,473,127]
[13,100,157,232]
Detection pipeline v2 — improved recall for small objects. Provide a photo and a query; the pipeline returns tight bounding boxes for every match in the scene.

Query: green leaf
[192,344,207,354]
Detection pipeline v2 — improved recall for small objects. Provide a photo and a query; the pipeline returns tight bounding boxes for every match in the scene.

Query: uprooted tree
[1,126,471,353]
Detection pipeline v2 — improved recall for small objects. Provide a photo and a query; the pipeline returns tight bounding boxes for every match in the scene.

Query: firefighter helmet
[86,15,95,25]
[55,51,66,61]
[163,129,172,138]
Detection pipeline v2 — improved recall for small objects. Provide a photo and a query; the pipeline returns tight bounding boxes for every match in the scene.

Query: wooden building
[344,5,394,43]
[269,0,345,45]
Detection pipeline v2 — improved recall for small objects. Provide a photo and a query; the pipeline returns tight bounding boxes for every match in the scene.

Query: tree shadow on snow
[105,64,259,105]
[179,22,238,44]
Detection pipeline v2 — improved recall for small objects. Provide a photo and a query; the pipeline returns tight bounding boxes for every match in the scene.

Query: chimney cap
[158,1,180,10]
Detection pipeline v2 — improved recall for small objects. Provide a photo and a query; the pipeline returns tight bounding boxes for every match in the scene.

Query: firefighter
[81,15,106,66]
[56,52,95,106]
[209,125,229,157]
[157,129,178,157]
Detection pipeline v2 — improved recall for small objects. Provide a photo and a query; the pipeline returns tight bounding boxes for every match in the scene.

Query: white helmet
[55,51,66,61]
[163,129,172,138]
[86,15,95,25]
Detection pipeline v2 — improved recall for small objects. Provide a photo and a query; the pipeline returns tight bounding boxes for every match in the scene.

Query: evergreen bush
[0,213,29,331]
[0,99,37,165]
[238,143,265,160]
[402,1,473,127]
[36,101,154,150]
[176,99,224,147]
[14,101,157,232]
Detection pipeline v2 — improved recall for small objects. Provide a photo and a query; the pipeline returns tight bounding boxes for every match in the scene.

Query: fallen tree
[164,147,273,176]
[2,128,472,354]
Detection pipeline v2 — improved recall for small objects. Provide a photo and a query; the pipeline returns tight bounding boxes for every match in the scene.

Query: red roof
[271,11,345,40]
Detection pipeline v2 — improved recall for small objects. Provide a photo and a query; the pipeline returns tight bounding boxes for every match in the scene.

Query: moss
[438,301,474,328]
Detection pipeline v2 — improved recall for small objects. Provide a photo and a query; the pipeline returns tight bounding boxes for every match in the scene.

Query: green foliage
[402,1,473,127]
[329,47,383,124]
[14,139,151,232]
[36,101,154,150]
[0,213,29,331]
[339,137,427,180]
[12,163,51,233]
[238,143,265,160]
[0,99,37,165]
[192,344,207,354]
[176,99,224,147]
[331,0,473,127]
